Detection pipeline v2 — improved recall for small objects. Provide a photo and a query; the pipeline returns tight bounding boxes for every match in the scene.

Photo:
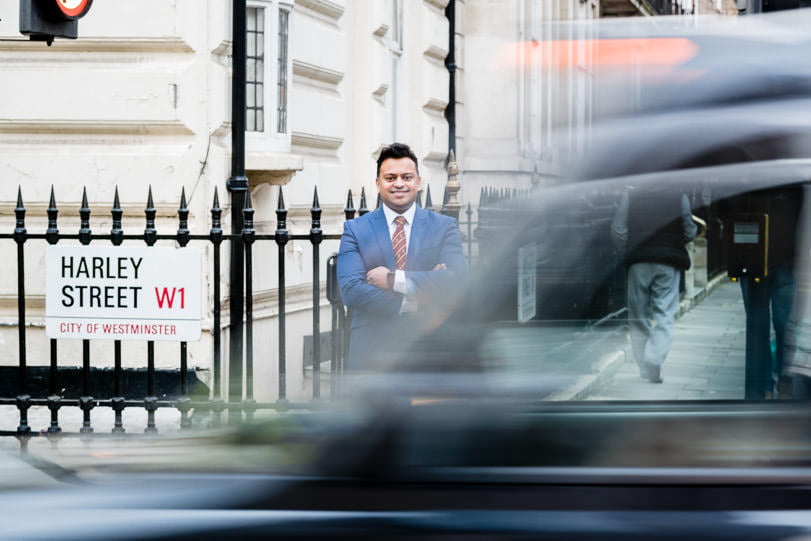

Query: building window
[276,8,288,134]
[247,6,265,133]
[246,1,292,150]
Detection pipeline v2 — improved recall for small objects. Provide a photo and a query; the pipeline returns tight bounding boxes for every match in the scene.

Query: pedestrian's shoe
[637,363,648,379]
[644,363,663,384]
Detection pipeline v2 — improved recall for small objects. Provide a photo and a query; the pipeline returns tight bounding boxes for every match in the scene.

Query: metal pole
[445,0,457,158]
[228,0,248,421]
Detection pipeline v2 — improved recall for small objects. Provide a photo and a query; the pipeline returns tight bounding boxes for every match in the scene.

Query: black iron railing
[0,182,466,441]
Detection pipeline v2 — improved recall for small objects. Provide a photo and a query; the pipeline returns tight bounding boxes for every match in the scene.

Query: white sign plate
[46,246,202,341]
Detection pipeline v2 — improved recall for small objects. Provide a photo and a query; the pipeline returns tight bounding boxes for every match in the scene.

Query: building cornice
[292,60,344,89]
[291,132,343,155]
[0,37,194,54]
[423,0,451,12]
[0,120,194,137]
[424,44,449,64]
[295,0,345,20]
[423,98,448,115]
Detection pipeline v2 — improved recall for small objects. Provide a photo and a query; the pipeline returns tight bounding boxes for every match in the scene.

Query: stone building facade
[0,1,736,402]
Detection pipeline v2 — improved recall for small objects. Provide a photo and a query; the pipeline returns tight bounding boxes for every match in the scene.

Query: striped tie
[392,216,407,270]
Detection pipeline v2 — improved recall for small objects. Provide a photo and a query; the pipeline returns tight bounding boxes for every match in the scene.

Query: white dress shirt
[382,203,418,312]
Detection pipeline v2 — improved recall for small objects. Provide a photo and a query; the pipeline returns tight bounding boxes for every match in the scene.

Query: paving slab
[585,278,747,401]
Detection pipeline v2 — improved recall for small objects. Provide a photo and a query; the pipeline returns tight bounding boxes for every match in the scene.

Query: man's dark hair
[376,143,419,176]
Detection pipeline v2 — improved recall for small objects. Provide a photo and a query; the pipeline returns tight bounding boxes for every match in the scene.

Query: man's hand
[366,266,391,289]
[367,263,447,290]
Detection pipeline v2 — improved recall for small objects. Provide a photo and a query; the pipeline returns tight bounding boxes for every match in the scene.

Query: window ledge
[246,151,304,186]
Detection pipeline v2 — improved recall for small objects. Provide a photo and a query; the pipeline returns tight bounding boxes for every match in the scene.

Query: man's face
[376,157,422,214]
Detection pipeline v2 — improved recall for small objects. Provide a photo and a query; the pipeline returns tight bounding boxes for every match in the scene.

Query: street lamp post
[227,0,248,422]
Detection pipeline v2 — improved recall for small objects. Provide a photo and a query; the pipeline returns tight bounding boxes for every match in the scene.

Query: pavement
[575,275,748,401]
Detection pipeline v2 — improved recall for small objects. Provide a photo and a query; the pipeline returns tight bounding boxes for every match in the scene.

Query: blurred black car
[8,10,811,541]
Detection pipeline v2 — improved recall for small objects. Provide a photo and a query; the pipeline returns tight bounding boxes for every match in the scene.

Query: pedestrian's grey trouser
[627,262,681,368]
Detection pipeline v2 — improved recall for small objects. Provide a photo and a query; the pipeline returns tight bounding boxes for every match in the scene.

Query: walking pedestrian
[612,184,698,383]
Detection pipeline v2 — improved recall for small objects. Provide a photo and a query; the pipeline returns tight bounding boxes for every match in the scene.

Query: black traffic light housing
[19,0,93,45]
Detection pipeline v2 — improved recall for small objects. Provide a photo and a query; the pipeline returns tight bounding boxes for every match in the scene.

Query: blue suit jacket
[337,206,466,370]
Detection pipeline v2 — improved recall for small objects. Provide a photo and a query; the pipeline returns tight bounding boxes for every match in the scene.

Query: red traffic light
[19,0,94,43]
[43,0,93,21]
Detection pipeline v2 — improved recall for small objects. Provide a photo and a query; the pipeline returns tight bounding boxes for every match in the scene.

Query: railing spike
[344,189,356,221]
[425,185,433,211]
[15,186,26,237]
[310,185,323,241]
[144,185,157,246]
[79,187,91,245]
[359,187,369,216]
[177,186,190,247]
[46,185,59,245]
[277,185,286,210]
[111,186,124,246]
[243,189,255,235]
[210,187,223,241]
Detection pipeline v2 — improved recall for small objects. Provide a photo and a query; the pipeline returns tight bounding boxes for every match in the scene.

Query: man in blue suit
[337,143,466,370]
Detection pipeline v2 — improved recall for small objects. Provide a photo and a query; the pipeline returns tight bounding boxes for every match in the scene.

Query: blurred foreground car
[7,10,811,541]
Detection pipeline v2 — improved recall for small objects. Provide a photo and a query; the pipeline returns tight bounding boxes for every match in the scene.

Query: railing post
[78,188,94,435]
[210,189,225,427]
[276,186,289,403]
[242,190,256,421]
[275,187,289,404]
[177,188,192,429]
[310,188,322,398]
[111,187,125,434]
[112,341,125,434]
[14,187,30,438]
[80,341,94,434]
[144,187,158,434]
[46,186,61,436]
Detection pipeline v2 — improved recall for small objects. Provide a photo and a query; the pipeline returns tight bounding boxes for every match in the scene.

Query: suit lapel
[369,208,396,269]
[406,207,429,270]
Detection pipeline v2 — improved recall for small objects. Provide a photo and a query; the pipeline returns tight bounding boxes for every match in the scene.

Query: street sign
[46,246,202,341]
